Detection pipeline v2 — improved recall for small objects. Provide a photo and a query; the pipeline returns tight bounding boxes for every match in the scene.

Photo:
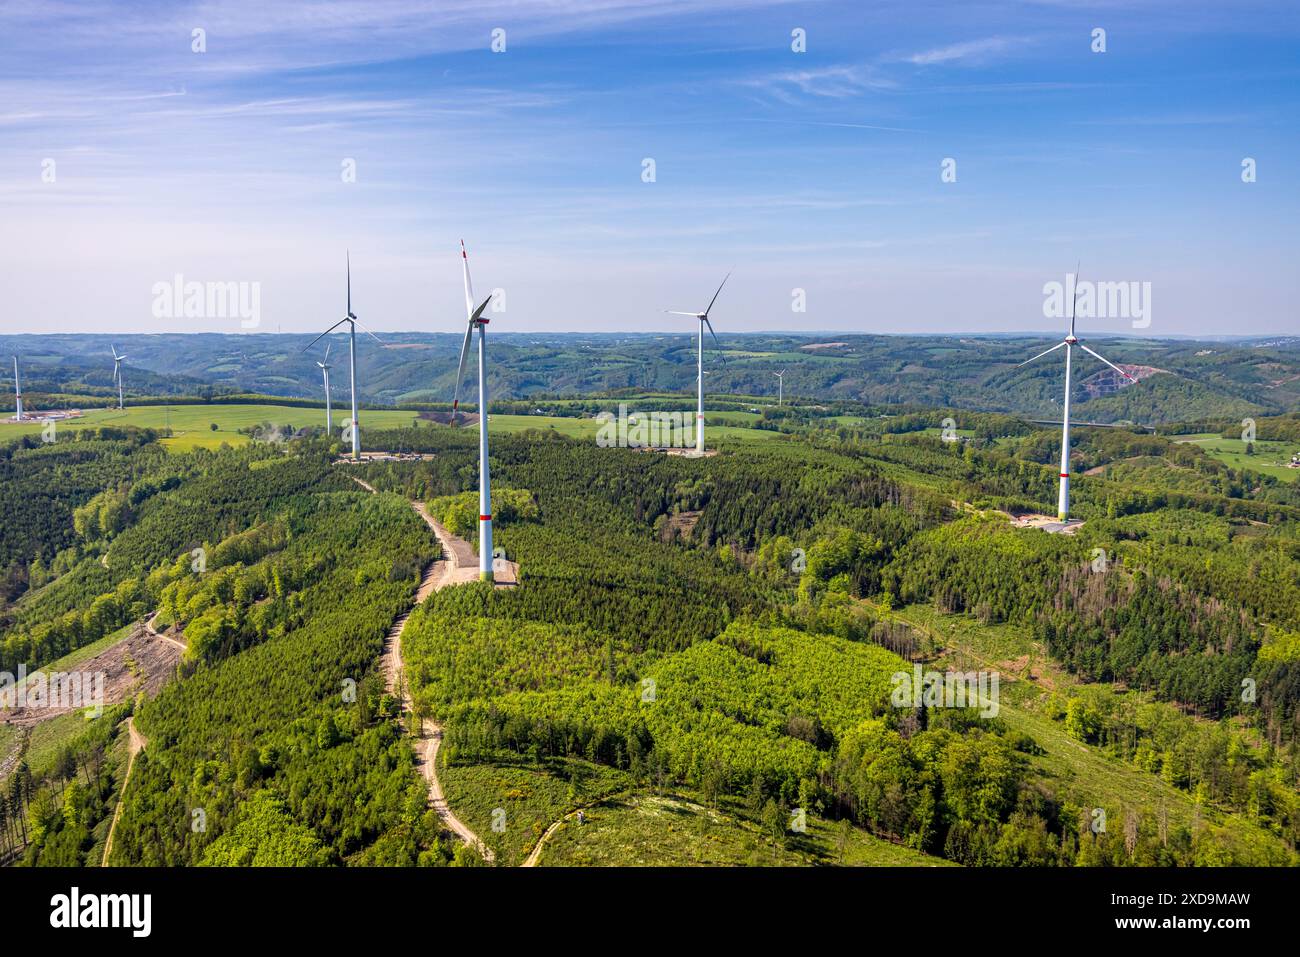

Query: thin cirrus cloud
[897,35,1033,66]
[747,64,898,102]
[743,35,1033,104]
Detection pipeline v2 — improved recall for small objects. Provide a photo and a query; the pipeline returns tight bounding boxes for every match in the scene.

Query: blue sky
[1,0,1296,336]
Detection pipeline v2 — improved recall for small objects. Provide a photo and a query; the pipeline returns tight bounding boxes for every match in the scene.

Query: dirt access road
[352,474,518,861]
[102,715,146,866]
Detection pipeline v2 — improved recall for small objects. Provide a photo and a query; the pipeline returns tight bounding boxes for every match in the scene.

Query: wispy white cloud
[741,65,896,104]
[896,36,1032,66]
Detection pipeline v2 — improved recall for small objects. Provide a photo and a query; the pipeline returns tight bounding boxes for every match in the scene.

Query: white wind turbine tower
[316,342,333,433]
[111,346,128,410]
[773,369,786,406]
[665,273,729,454]
[305,253,381,461]
[451,240,497,583]
[11,356,23,422]
[1018,267,1135,522]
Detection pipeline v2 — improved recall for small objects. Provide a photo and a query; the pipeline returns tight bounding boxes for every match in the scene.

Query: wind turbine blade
[1068,262,1081,338]
[1078,343,1135,381]
[1017,340,1067,366]
[704,317,726,363]
[460,240,476,320]
[346,251,352,317]
[470,295,492,324]
[664,311,700,317]
[302,318,350,352]
[702,272,730,318]
[324,341,332,362]
[451,322,474,412]
[352,317,385,344]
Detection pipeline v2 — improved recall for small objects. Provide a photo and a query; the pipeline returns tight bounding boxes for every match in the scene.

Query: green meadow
[1,403,420,451]
[1,403,782,452]
[1173,433,1300,482]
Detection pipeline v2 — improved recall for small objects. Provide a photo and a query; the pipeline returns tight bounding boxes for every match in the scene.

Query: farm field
[1172,433,1300,482]
[0,404,781,451]
[486,412,781,444]
[0,403,422,451]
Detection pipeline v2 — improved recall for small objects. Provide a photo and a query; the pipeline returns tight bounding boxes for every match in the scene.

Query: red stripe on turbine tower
[1060,473,1070,478]
[480,514,492,521]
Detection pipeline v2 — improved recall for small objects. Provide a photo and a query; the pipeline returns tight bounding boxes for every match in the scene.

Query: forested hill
[4,416,1299,868]
[3,333,1298,425]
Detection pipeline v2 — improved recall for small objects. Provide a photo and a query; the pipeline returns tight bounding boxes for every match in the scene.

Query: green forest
[2,391,1299,868]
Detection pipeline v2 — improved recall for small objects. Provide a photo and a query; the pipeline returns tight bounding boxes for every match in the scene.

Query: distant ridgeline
[2,333,1297,425]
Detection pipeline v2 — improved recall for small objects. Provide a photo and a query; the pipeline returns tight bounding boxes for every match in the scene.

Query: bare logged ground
[1006,511,1083,535]
[660,509,702,541]
[417,410,479,427]
[0,727,30,780]
[1,619,184,729]
[4,615,183,865]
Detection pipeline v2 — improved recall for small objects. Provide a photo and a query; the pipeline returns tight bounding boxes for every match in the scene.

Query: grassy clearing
[0,724,21,764]
[538,791,954,867]
[1174,434,1300,482]
[895,604,1068,708]
[438,752,632,865]
[23,710,98,776]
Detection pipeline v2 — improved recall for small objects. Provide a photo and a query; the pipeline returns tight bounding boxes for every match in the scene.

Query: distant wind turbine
[773,369,786,406]
[665,273,729,454]
[316,341,333,432]
[450,240,497,582]
[111,346,128,410]
[12,356,22,422]
[1018,267,1134,522]
[304,253,382,460]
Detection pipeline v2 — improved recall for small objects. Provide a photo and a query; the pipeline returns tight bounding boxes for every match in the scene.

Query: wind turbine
[451,240,496,582]
[304,253,381,460]
[665,273,729,454]
[111,346,127,410]
[773,369,786,406]
[11,356,22,422]
[316,342,333,432]
[1018,267,1134,522]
